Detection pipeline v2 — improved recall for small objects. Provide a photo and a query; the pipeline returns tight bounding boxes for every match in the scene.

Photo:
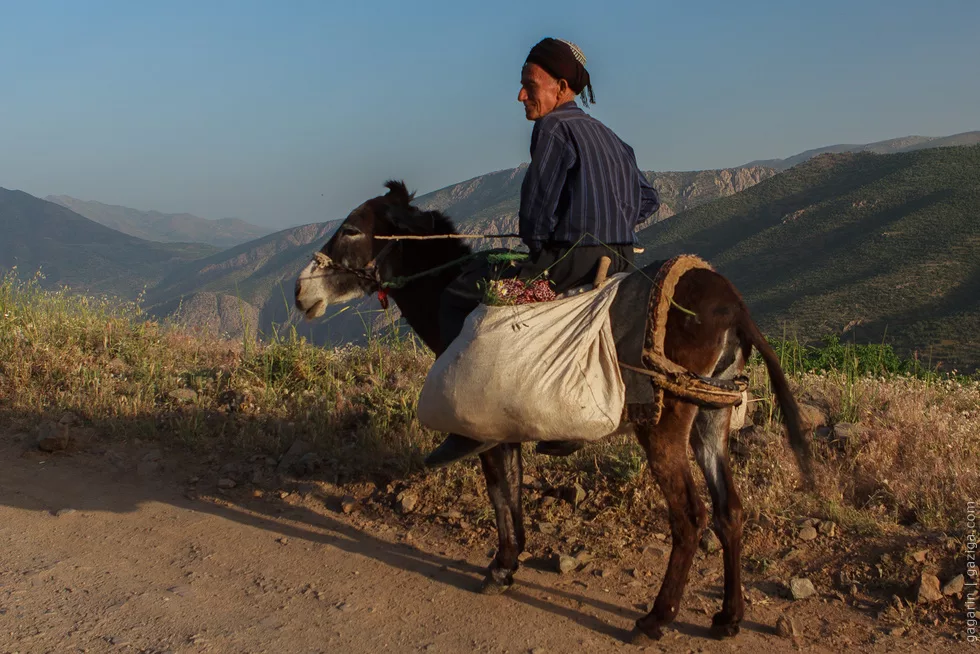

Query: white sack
[417,275,627,443]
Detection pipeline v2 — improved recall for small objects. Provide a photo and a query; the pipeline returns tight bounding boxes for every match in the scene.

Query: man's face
[518,63,565,121]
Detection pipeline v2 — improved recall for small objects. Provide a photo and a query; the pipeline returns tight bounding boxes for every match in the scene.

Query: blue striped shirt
[519,102,660,251]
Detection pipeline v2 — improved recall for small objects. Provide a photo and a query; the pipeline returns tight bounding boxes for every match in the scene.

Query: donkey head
[294,180,425,320]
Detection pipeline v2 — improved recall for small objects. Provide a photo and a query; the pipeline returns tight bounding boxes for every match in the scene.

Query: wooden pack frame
[619,254,748,424]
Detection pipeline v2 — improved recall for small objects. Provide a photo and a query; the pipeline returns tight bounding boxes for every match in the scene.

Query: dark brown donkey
[294,181,812,643]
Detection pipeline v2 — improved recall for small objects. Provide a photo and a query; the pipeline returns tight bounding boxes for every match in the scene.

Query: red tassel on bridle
[377,289,389,310]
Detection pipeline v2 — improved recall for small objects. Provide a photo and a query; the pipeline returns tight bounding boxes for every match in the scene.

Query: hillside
[143,221,392,345]
[415,164,777,238]
[744,131,980,170]
[47,195,272,248]
[0,188,217,298]
[637,145,980,369]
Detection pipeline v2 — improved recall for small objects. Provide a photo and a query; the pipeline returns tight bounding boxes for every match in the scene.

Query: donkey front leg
[478,442,525,593]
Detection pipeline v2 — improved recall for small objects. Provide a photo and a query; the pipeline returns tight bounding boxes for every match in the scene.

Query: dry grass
[2,270,978,542]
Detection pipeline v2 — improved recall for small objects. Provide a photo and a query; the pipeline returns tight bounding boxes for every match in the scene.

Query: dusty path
[0,439,958,654]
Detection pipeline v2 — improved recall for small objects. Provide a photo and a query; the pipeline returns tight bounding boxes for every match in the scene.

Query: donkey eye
[339,225,363,238]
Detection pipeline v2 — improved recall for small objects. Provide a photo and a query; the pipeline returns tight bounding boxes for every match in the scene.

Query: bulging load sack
[417,275,627,443]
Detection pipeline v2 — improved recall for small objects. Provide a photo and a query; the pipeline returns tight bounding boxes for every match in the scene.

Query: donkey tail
[730,284,814,486]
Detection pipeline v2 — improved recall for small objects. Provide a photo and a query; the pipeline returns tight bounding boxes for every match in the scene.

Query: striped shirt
[519,102,660,251]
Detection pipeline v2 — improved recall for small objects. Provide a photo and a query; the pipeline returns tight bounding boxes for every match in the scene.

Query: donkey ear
[384,180,415,205]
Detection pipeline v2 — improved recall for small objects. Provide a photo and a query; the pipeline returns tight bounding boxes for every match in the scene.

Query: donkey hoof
[630,623,663,644]
[710,613,741,639]
[479,576,515,595]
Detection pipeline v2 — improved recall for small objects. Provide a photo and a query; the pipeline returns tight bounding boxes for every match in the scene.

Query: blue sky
[1,0,977,227]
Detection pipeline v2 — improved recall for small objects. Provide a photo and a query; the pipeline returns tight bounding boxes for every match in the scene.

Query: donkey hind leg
[633,403,708,643]
[478,442,525,594]
[691,346,746,638]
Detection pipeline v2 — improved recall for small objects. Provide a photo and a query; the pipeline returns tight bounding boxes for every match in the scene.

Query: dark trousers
[438,244,635,349]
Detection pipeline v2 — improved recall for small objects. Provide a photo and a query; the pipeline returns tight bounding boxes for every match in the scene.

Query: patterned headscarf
[524,38,595,106]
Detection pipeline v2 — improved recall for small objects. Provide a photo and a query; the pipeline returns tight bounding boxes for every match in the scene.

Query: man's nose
[517,88,527,102]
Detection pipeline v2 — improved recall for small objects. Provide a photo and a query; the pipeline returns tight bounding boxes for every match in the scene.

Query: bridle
[310,240,399,308]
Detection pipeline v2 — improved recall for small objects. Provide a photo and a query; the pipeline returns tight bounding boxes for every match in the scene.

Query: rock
[536,522,556,535]
[292,452,322,477]
[54,508,76,517]
[916,573,942,603]
[217,478,236,489]
[522,474,535,486]
[817,520,837,537]
[642,544,669,559]
[911,549,928,564]
[700,530,721,553]
[168,388,198,403]
[167,585,193,597]
[889,626,905,637]
[58,411,77,425]
[518,552,532,563]
[775,615,798,638]
[798,526,818,542]
[276,439,313,474]
[598,568,613,578]
[540,496,557,509]
[340,496,357,514]
[573,550,593,564]
[37,422,69,452]
[142,449,162,462]
[789,577,816,600]
[798,403,828,432]
[531,648,547,654]
[397,491,418,514]
[831,422,866,446]
[942,574,965,596]
[556,554,578,575]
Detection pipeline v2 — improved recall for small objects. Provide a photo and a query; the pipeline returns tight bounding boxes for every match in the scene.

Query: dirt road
[0,438,958,653]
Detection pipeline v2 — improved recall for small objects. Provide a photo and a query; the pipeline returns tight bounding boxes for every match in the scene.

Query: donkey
[294,181,812,642]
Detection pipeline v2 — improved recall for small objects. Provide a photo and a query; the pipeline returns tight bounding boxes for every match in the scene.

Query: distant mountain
[0,188,217,298]
[744,131,980,170]
[46,196,272,248]
[415,165,778,246]
[638,145,980,370]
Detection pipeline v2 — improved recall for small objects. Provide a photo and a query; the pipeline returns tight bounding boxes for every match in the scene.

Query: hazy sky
[1,0,977,227]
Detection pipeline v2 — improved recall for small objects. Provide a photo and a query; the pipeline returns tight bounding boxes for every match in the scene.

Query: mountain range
[46,196,272,248]
[0,188,217,298]
[743,131,980,170]
[3,131,978,367]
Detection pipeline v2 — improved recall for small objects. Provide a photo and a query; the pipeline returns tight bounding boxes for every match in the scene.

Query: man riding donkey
[427,37,661,467]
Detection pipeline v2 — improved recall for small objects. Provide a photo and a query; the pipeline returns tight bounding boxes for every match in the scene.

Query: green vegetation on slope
[638,145,980,370]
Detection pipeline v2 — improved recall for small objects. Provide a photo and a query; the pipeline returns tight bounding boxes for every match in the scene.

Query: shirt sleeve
[638,171,661,223]
[518,119,577,252]
[622,142,660,225]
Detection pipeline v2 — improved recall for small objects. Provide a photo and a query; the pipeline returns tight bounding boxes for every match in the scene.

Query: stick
[374,233,521,241]
[593,256,612,289]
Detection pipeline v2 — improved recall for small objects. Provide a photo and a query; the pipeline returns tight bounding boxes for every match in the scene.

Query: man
[426,37,660,467]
